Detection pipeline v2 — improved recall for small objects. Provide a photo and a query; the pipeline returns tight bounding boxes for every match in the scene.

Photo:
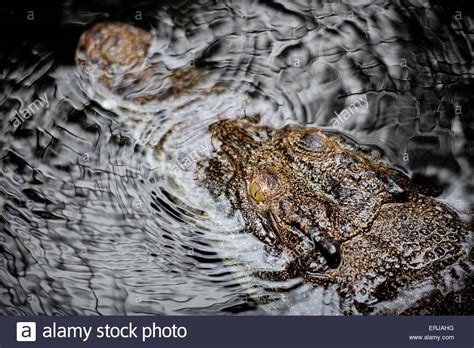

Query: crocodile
[76,22,473,314]
[76,22,217,110]
[202,117,472,314]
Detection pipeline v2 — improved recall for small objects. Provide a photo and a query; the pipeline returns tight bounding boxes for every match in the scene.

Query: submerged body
[76,22,218,111]
[76,22,473,314]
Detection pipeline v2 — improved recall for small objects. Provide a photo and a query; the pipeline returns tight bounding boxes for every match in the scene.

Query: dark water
[0,0,473,315]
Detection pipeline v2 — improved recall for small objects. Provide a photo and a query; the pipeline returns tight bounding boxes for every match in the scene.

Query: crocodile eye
[250,180,265,202]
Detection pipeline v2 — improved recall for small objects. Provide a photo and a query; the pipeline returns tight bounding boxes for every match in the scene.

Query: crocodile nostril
[309,230,341,269]
[317,238,341,269]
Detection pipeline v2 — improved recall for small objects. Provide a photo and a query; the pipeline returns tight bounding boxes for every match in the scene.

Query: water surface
[0,0,473,315]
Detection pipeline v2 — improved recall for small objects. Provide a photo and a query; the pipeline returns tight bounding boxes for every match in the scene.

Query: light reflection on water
[0,0,472,315]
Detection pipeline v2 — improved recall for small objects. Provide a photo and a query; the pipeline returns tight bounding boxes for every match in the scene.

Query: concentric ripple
[0,0,473,315]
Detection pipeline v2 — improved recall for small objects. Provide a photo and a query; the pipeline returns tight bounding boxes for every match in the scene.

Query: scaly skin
[76,22,218,106]
[76,22,152,95]
[201,118,472,314]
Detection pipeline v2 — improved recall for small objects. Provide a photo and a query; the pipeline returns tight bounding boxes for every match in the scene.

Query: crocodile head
[204,118,409,271]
